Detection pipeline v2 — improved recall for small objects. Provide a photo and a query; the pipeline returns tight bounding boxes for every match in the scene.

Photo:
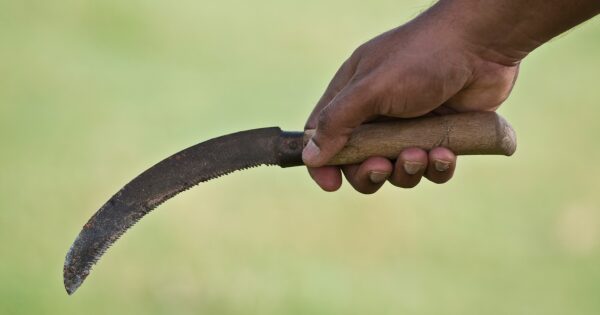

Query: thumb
[303,83,375,167]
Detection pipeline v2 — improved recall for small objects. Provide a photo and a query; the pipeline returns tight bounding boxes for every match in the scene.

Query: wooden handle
[304,112,516,166]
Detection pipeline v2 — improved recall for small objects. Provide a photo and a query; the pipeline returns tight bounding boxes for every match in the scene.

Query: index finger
[305,57,359,129]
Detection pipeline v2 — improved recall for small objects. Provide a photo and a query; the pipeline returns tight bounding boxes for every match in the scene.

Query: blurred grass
[1,0,599,314]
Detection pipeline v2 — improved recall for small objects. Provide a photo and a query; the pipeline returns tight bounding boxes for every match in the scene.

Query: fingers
[305,57,359,130]
[341,157,393,194]
[303,81,377,167]
[389,147,457,187]
[307,166,343,192]
[389,147,428,188]
[339,147,456,193]
[424,147,457,184]
[307,148,457,193]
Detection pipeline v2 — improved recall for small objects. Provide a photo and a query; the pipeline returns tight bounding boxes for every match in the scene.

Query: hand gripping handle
[304,112,516,166]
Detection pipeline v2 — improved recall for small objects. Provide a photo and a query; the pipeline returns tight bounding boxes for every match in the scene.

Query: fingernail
[434,160,451,172]
[302,138,320,164]
[368,171,390,184]
[403,161,424,175]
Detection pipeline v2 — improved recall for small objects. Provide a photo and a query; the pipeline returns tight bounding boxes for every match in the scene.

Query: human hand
[302,9,519,193]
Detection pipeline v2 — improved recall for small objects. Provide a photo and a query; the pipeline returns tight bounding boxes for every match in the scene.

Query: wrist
[428,0,541,66]
[431,0,600,66]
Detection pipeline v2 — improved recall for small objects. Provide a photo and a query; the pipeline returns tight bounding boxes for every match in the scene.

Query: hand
[302,9,519,193]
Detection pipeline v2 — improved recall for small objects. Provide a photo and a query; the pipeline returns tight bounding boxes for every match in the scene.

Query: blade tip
[63,271,84,295]
[65,286,76,296]
[63,250,86,296]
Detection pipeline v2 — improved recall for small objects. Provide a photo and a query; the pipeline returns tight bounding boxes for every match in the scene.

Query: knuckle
[351,71,396,105]
[352,43,369,59]
[352,77,377,94]
[348,176,380,194]
[347,78,380,106]
[316,108,334,132]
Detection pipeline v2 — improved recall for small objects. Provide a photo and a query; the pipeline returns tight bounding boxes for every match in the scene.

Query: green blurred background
[1,0,599,314]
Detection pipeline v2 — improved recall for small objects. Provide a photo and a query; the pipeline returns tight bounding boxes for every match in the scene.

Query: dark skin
[303,0,600,193]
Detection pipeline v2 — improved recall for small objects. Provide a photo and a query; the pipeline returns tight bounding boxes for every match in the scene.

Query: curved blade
[64,127,303,295]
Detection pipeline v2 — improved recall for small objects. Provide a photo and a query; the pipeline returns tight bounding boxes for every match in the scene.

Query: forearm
[430,0,600,65]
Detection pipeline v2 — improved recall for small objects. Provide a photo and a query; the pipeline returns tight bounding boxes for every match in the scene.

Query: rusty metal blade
[64,127,304,295]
